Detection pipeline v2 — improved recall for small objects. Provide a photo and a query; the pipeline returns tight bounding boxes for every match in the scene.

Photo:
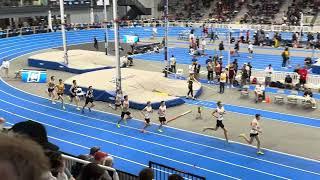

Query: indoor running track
[1,80,320,179]
[0,28,320,179]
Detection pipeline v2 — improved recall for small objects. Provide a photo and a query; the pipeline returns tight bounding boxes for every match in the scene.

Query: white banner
[97,0,110,6]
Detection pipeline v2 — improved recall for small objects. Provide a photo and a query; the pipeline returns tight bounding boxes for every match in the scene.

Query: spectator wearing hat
[10,120,59,151]
[86,146,100,161]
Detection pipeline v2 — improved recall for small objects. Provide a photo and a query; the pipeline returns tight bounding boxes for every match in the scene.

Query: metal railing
[62,153,138,180]
[149,161,206,180]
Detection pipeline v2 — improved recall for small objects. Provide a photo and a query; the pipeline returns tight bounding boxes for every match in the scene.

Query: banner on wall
[21,69,47,83]
[123,35,139,43]
[97,0,110,6]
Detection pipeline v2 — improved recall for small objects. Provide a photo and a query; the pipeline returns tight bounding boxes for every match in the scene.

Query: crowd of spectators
[284,0,319,26]
[241,0,282,24]
[208,0,245,22]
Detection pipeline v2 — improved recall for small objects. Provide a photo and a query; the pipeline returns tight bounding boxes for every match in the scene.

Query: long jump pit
[28,49,115,74]
[64,68,202,109]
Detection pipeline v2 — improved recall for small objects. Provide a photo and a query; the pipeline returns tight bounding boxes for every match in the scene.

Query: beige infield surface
[64,68,202,103]
[29,49,116,69]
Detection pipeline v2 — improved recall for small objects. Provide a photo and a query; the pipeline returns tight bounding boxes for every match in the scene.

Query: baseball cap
[10,120,59,151]
[90,146,101,155]
[94,151,108,161]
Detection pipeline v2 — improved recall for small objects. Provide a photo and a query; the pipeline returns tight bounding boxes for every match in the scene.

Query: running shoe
[257,151,264,155]
[117,124,120,128]
[124,120,127,124]
[76,107,80,111]
[158,129,163,133]
[62,106,66,110]
[52,101,56,104]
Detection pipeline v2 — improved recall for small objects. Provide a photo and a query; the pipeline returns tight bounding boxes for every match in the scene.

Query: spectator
[77,163,112,180]
[86,146,101,161]
[228,63,236,88]
[240,64,249,88]
[264,64,273,87]
[304,57,313,68]
[71,155,88,179]
[284,74,293,89]
[1,59,10,78]
[207,60,214,83]
[232,59,239,75]
[298,66,308,89]
[234,41,240,56]
[10,120,59,151]
[0,134,49,180]
[219,69,227,94]
[219,41,224,57]
[281,47,290,68]
[94,151,113,166]
[170,55,177,73]
[45,151,69,180]
[254,83,265,103]
[303,88,317,109]
[168,174,184,180]
[138,168,154,180]
[103,157,119,180]
[247,62,252,80]
[201,38,207,54]
[93,37,99,51]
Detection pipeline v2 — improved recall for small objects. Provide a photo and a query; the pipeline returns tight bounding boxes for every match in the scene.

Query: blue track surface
[133,47,307,72]
[0,27,319,179]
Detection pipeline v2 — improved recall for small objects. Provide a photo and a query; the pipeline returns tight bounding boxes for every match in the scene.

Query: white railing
[62,154,116,172]
[250,69,320,88]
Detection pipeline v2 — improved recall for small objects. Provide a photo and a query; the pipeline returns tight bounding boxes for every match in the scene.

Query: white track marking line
[0,93,316,178]
[0,109,240,180]
[2,39,320,165]
[1,88,319,175]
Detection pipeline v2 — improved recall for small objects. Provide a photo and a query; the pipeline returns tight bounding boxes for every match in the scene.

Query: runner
[82,86,95,113]
[47,76,56,104]
[117,95,132,128]
[69,80,80,110]
[248,42,253,59]
[141,101,153,133]
[203,101,229,143]
[239,114,264,155]
[158,101,167,133]
[55,79,66,109]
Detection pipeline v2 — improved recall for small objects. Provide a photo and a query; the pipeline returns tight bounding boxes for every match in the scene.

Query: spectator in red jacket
[298,66,308,88]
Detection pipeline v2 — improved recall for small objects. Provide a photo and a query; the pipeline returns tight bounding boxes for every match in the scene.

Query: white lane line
[0,109,240,180]
[0,88,319,176]
[4,121,148,168]
[3,40,320,165]
[0,97,295,179]
[185,102,320,129]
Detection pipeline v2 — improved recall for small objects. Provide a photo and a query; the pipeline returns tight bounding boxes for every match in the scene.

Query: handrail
[61,154,116,172]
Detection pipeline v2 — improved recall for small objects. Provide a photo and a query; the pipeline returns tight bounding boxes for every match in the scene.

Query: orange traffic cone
[265,96,271,104]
